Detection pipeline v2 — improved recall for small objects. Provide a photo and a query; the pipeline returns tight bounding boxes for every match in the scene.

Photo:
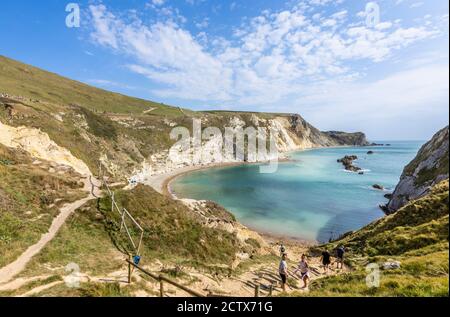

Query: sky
[0,0,448,140]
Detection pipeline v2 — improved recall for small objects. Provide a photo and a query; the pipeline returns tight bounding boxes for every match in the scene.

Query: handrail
[94,161,145,257]
[126,259,205,297]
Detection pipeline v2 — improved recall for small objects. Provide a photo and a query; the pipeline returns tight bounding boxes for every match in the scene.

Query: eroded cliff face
[130,113,370,183]
[323,131,370,146]
[385,126,449,214]
[0,121,91,176]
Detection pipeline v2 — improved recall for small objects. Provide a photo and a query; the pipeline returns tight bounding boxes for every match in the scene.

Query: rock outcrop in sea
[384,126,449,214]
[372,184,384,190]
[337,155,361,172]
[323,131,370,146]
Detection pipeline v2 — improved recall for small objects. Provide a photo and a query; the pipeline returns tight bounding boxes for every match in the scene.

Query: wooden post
[254,284,260,297]
[268,284,273,297]
[128,256,132,284]
[159,276,164,297]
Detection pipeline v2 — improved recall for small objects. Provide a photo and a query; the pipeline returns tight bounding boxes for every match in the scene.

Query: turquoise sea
[171,141,424,242]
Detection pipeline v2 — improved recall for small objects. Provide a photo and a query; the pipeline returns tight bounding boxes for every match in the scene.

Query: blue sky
[0,0,448,140]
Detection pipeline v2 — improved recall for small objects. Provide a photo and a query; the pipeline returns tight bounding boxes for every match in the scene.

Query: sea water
[171,141,424,242]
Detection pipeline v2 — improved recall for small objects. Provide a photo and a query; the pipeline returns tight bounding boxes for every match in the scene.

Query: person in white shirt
[278,253,288,292]
[294,254,310,289]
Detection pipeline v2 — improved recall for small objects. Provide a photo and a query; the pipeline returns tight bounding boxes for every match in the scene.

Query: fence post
[128,255,132,284]
[254,284,260,297]
[268,284,273,297]
[159,276,164,297]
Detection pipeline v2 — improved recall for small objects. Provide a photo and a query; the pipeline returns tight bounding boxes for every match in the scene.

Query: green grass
[324,180,449,257]
[0,275,63,297]
[0,55,183,115]
[19,184,251,287]
[0,58,283,179]
[402,127,449,186]
[20,200,125,278]
[103,185,241,266]
[77,282,132,297]
[301,180,449,297]
[0,144,85,267]
[77,107,118,141]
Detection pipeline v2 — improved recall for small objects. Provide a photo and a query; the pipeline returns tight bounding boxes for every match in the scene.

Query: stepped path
[3,249,347,297]
[181,243,347,297]
[0,178,100,285]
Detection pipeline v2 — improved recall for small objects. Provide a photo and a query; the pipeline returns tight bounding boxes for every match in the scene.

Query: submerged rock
[373,184,384,190]
[367,151,374,155]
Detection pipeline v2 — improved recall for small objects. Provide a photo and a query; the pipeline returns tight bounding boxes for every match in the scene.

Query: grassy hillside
[0,144,86,267]
[0,56,276,177]
[0,183,267,296]
[16,184,260,280]
[300,180,449,297]
[0,55,186,116]
[102,184,243,266]
[1,55,372,182]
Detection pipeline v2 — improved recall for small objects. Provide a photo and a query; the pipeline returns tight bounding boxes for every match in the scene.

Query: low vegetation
[0,144,85,267]
[18,183,257,292]
[101,185,241,267]
[0,55,182,115]
[301,180,449,297]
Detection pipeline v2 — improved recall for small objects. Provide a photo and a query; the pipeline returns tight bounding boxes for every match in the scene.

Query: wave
[340,168,371,173]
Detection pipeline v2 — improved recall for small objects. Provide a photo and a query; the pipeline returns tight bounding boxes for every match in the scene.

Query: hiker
[320,249,331,274]
[336,245,345,269]
[294,254,310,289]
[279,253,288,292]
[279,243,286,257]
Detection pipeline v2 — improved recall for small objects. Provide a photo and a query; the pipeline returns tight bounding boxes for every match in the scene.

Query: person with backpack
[320,249,331,274]
[294,254,310,289]
[336,245,345,269]
[278,253,288,292]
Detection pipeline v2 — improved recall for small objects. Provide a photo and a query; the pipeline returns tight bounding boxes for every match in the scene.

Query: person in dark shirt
[336,245,345,269]
[320,249,331,274]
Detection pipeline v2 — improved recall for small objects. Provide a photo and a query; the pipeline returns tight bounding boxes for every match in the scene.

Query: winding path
[0,178,99,285]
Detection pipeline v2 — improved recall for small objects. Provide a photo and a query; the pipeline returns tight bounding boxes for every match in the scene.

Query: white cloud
[195,18,209,29]
[151,0,165,6]
[375,22,393,30]
[90,5,120,49]
[410,2,424,8]
[295,64,449,139]
[87,4,444,109]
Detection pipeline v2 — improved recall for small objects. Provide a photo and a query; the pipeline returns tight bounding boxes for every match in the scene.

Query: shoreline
[144,144,373,246]
[154,159,320,246]
[163,158,293,198]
